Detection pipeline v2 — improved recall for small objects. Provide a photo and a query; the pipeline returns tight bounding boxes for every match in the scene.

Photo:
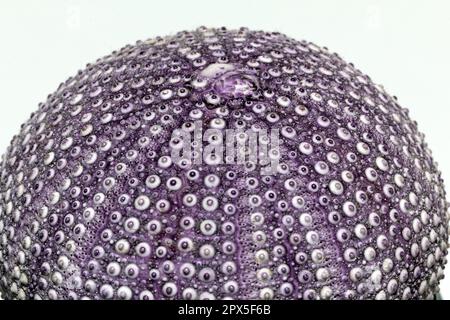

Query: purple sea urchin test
[0,26,449,300]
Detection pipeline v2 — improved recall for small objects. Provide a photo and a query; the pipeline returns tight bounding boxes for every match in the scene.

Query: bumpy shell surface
[0,27,448,300]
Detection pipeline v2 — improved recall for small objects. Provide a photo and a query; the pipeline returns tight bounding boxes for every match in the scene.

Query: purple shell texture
[0,26,449,300]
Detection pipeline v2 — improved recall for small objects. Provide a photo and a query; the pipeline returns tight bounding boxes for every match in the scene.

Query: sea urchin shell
[0,26,448,300]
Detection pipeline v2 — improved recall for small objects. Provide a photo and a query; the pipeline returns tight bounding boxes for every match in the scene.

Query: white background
[0,0,449,299]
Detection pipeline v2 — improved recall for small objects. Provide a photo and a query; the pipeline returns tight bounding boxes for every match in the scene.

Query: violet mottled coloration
[0,27,449,300]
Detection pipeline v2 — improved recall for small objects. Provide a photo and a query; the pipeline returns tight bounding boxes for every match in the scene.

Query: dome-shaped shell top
[0,27,448,300]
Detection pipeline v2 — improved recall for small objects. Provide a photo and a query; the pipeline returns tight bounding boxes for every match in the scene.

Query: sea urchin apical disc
[0,27,448,300]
